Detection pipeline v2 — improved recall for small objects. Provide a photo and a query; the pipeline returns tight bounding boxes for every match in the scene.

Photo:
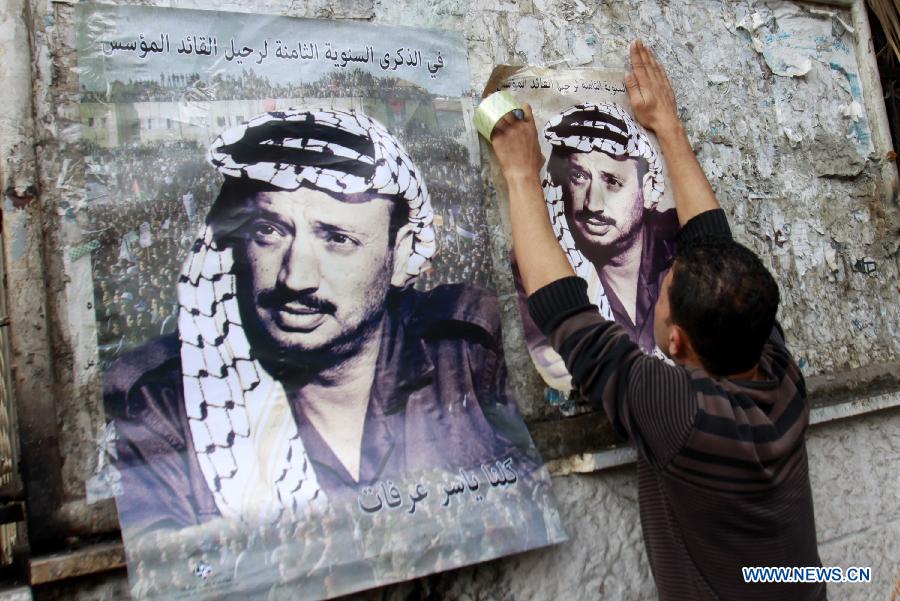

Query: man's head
[189,108,435,365]
[549,149,651,262]
[219,184,412,362]
[653,239,780,376]
[543,103,663,266]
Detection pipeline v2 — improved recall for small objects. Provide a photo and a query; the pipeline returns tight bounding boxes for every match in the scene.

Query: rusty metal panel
[0,215,25,568]
[0,0,67,551]
[0,248,18,495]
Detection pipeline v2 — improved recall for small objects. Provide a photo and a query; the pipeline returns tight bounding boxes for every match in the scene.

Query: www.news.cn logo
[742,566,872,584]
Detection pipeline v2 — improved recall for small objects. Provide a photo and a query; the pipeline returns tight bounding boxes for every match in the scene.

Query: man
[514,103,677,391]
[105,108,534,534]
[491,41,825,600]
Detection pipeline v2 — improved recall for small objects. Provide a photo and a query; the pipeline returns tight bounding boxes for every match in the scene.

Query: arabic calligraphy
[442,458,518,508]
[98,34,448,77]
[177,36,217,57]
[356,458,520,515]
[500,77,627,94]
[358,480,429,515]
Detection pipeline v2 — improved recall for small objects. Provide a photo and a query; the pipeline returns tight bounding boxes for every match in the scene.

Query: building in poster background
[77,5,564,600]
[485,67,679,395]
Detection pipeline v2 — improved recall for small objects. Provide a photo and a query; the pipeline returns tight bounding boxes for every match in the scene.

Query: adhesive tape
[474,91,525,142]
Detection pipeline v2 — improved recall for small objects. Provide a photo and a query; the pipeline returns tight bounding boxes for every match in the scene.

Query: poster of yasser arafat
[483,66,679,398]
[76,5,565,599]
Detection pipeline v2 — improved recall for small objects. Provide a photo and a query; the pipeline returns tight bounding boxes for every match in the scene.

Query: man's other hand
[625,40,681,136]
[625,39,721,225]
[491,101,575,294]
[491,104,544,185]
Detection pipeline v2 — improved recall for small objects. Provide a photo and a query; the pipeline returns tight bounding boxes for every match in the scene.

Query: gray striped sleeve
[550,311,697,466]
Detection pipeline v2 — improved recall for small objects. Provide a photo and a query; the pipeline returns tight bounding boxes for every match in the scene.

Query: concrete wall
[28,406,900,600]
[2,0,898,598]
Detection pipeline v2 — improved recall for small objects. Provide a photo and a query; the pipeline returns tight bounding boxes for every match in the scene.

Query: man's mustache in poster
[574,210,616,227]
[257,284,338,316]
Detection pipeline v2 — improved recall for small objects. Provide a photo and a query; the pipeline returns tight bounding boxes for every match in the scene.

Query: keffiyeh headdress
[541,103,664,321]
[209,108,436,283]
[177,108,435,523]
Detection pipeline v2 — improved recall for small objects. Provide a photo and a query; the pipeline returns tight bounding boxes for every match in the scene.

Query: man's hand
[623,39,721,225]
[625,40,681,137]
[491,104,544,185]
[488,103,574,295]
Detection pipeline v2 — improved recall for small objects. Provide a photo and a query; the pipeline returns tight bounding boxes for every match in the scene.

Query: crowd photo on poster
[77,6,565,600]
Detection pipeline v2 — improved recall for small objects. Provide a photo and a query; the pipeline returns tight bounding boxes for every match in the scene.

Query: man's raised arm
[624,40,720,226]
[490,43,703,462]
[491,106,575,296]
[492,40,729,297]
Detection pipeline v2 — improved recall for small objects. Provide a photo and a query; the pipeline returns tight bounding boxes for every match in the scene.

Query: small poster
[77,6,565,599]
[484,66,679,394]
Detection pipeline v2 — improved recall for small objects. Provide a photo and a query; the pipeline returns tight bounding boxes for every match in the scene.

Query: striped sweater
[528,209,825,601]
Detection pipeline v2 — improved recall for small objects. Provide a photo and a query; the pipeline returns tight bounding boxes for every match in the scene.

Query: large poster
[77,6,565,599]
[484,67,679,395]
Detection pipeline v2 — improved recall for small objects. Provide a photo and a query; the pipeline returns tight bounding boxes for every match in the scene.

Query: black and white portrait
[512,102,678,391]
[106,108,535,530]
[79,7,564,598]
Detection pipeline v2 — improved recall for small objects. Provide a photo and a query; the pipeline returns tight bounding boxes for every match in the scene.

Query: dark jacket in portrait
[513,207,678,368]
[104,283,534,537]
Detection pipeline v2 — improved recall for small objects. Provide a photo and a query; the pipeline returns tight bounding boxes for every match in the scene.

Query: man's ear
[668,324,688,361]
[642,171,658,211]
[390,223,415,287]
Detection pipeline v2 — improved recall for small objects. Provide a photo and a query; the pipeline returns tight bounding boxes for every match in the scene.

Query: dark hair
[206,177,279,241]
[544,104,650,196]
[208,115,407,247]
[668,239,779,376]
[207,176,408,247]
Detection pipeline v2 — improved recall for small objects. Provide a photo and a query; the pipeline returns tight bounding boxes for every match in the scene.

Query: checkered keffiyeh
[177,108,435,523]
[209,108,436,282]
[541,102,664,322]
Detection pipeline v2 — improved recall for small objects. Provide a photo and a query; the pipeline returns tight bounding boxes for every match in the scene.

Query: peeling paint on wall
[3,0,899,596]
[736,1,874,156]
[20,0,895,490]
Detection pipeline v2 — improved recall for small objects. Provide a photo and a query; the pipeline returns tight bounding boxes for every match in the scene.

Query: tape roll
[474,91,525,141]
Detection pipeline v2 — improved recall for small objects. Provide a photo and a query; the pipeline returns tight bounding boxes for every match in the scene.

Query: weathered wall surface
[3,0,898,597]
[31,407,900,600]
